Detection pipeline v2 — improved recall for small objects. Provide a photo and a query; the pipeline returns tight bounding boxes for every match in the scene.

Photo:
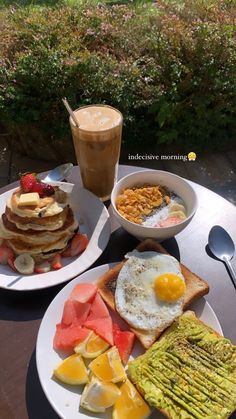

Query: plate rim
[36,262,223,419]
[0,186,111,292]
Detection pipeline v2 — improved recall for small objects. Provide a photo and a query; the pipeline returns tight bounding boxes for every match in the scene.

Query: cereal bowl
[111,170,197,241]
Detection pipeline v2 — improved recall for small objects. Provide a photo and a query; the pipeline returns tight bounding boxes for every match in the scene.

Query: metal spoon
[208,225,236,290]
[42,163,73,183]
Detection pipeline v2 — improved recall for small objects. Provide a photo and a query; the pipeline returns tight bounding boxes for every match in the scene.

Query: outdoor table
[0,164,236,419]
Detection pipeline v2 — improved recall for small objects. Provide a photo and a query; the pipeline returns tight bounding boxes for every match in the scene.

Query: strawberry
[34,261,51,274]
[61,245,72,258]
[31,182,55,197]
[51,254,62,270]
[70,233,89,257]
[0,246,15,265]
[8,255,17,272]
[20,173,37,193]
[31,182,45,197]
[42,184,55,196]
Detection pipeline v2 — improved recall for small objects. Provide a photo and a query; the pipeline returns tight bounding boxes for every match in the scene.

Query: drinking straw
[62,97,79,127]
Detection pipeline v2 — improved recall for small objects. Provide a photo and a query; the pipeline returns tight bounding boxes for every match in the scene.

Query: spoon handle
[223,257,236,290]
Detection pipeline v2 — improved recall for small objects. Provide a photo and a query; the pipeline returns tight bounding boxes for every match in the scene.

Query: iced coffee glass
[70,105,123,201]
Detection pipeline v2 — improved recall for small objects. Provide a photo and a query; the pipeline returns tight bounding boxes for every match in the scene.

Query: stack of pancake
[0,187,78,262]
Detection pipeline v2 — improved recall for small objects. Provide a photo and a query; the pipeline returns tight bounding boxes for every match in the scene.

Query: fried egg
[115,250,186,331]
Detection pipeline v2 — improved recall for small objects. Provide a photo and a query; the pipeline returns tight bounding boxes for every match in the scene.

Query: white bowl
[111,170,197,241]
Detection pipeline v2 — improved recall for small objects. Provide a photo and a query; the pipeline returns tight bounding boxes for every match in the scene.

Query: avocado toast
[128,311,236,419]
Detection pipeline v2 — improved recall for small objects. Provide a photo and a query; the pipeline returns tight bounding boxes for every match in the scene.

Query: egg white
[115,251,185,331]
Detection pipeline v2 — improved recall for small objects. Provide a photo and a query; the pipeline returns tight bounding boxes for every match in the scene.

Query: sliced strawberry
[61,299,91,326]
[70,233,89,257]
[53,323,90,352]
[61,245,72,258]
[8,255,17,272]
[20,173,37,193]
[70,283,97,304]
[113,323,135,364]
[0,246,15,265]
[51,254,62,270]
[34,261,51,274]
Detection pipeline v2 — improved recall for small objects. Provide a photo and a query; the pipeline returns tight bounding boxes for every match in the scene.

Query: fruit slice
[159,217,183,227]
[14,253,35,274]
[51,254,62,270]
[70,283,97,304]
[113,323,135,364]
[85,316,113,346]
[80,375,121,413]
[61,299,90,326]
[53,353,88,385]
[34,261,51,274]
[74,330,110,358]
[0,245,15,265]
[70,233,89,256]
[53,323,90,352]
[88,346,126,383]
[84,292,113,345]
[112,379,151,419]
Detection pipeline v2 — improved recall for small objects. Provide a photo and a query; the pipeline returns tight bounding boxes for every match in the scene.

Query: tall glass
[70,105,123,201]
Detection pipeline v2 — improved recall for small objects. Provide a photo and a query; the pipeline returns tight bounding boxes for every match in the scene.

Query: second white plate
[36,263,223,419]
[0,185,110,291]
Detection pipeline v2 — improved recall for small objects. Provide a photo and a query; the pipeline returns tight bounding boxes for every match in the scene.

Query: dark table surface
[0,165,236,419]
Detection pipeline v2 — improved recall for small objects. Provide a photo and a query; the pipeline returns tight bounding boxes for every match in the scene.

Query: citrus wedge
[74,330,110,358]
[53,353,88,385]
[112,379,151,419]
[80,375,121,413]
[88,346,126,383]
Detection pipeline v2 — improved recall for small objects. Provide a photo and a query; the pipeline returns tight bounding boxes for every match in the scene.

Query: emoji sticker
[188,152,197,161]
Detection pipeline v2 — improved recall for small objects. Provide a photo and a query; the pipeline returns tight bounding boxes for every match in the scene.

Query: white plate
[36,263,223,419]
[0,185,110,291]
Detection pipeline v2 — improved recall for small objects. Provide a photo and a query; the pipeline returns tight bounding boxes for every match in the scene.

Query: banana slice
[169,203,186,213]
[167,210,186,220]
[14,253,35,275]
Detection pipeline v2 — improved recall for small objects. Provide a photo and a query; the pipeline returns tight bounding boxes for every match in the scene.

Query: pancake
[8,189,67,218]
[1,208,77,238]
[4,205,69,231]
[1,182,80,263]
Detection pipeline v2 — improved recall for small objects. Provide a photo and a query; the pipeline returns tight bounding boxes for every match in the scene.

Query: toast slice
[128,311,236,419]
[96,239,209,349]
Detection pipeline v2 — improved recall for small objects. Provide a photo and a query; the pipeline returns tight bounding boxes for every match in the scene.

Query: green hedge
[0,0,236,159]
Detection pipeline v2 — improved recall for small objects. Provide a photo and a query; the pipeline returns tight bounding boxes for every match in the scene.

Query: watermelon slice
[85,292,110,319]
[53,323,90,351]
[61,299,91,326]
[70,283,97,304]
[84,293,113,345]
[84,316,113,346]
[113,323,135,364]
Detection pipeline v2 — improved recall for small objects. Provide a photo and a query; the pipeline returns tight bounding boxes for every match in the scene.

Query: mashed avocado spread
[128,311,236,419]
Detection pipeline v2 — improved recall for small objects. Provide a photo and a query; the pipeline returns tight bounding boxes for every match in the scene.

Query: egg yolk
[154,273,186,302]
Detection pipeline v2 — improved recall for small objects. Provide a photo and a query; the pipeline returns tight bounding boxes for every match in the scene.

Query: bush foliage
[0,0,236,158]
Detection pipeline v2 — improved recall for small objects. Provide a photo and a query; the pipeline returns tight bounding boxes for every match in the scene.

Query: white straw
[62,97,79,127]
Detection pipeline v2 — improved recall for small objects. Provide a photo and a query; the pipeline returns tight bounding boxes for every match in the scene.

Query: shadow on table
[26,349,59,419]
[0,228,180,322]
[0,284,64,321]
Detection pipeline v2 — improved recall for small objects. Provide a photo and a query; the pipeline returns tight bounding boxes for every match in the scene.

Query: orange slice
[74,330,110,358]
[53,353,88,385]
[88,346,126,383]
[80,375,121,413]
[112,379,151,419]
